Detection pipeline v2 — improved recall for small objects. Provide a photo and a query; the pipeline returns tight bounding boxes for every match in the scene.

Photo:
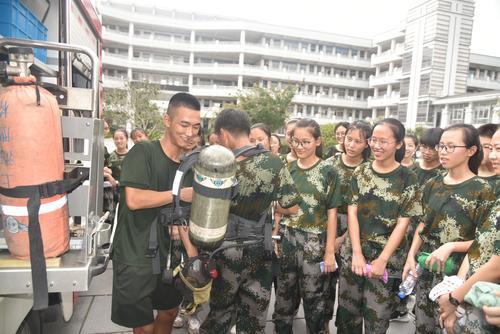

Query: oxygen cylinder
[189,145,237,250]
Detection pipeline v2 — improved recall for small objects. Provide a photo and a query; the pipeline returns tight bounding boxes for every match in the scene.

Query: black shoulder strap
[0,168,89,310]
[233,144,268,158]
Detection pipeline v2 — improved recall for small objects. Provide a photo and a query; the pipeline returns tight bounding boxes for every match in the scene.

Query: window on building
[449,103,467,124]
[473,103,492,123]
[352,49,358,57]
[402,52,412,73]
[336,47,348,56]
[419,74,430,95]
[416,101,430,123]
[421,47,432,68]
[400,78,410,98]
[397,104,408,123]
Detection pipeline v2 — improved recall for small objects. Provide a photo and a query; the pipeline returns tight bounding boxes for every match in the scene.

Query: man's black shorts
[111,261,182,328]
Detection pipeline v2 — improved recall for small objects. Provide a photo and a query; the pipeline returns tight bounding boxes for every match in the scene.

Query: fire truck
[0,1,112,333]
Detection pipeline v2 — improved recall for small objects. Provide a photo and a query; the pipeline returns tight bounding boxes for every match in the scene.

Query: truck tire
[16,310,42,334]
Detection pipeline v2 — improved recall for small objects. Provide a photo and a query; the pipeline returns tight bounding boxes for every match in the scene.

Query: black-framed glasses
[435,144,468,153]
[290,139,312,148]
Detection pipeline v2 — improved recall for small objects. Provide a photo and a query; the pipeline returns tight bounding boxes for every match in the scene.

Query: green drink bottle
[417,252,456,275]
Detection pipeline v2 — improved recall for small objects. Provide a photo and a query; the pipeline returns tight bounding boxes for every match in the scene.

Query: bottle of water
[398,264,423,299]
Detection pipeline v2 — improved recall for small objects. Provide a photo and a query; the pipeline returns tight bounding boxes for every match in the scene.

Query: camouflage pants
[200,242,272,334]
[336,240,404,334]
[336,267,401,334]
[273,227,330,334]
[453,304,498,334]
[415,270,443,334]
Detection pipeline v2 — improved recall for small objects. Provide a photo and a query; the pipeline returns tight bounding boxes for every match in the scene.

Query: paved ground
[42,261,416,333]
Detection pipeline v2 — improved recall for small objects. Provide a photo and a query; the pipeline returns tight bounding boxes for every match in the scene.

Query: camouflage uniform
[336,163,422,334]
[200,152,300,334]
[416,175,495,334]
[324,154,359,324]
[108,150,127,182]
[454,201,500,334]
[481,174,500,197]
[273,159,341,334]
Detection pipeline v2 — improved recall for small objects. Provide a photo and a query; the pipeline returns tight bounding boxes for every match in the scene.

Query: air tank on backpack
[188,144,238,250]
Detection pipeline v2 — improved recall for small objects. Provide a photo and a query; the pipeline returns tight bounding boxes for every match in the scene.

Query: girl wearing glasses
[273,119,342,334]
[437,126,500,334]
[336,118,422,334]
[324,121,372,328]
[403,124,496,333]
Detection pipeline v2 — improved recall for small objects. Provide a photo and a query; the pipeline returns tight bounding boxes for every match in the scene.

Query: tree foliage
[104,81,164,139]
[320,123,337,150]
[236,85,295,131]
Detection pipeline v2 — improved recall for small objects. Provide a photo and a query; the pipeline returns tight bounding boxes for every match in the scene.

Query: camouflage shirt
[481,174,500,197]
[108,150,127,181]
[347,162,422,247]
[412,162,445,186]
[419,175,496,272]
[326,154,361,235]
[283,159,342,234]
[467,200,500,276]
[230,152,300,222]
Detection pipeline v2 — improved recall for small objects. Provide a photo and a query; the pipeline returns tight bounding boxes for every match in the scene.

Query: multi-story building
[100,0,500,129]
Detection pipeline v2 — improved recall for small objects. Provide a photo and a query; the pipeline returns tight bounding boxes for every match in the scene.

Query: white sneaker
[188,314,201,334]
[173,313,185,328]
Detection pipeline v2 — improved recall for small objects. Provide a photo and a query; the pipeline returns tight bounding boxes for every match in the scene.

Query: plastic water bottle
[398,264,423,299]
[365,263,389,284]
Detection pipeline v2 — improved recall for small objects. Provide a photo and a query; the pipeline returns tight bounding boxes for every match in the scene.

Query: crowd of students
[264,118,499,334]
[107,94,499,334]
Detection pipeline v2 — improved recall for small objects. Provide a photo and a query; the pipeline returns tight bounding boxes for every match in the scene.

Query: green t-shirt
[347,162,422,247]
[230,152,300,222]
[112,140,192,267]
[419,175,496,272]
[413,162,445,186]
[481,174,500,197]
[467,200,500,276]
[326,154,360,235]
[283,159,342,234]
[108,150,127,181]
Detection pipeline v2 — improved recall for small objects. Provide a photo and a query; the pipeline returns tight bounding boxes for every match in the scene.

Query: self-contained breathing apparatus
[147,144,274,313]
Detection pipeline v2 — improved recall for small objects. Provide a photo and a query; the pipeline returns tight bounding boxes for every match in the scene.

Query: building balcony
[103,75,126,88]
[244,43,371,68]
[190,85,240,97]
[466,75,500,91]
[371,44,404,65]
[292,93,368,109]
[103,29,372,69]
[367,93,400,108]
[103,52,370,88]
[369,69,402,87]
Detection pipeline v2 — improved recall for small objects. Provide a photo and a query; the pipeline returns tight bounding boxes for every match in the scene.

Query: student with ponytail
[336,118,422,334]
[403,123,496,333]
[273,118,342,333]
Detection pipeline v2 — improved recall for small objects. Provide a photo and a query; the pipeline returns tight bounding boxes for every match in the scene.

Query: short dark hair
[114,128,129,140]
[420,128,443,148]
[292,118,323,158]
[477,123,498,139]
[214,109,251,137]
[443,124,483,174]
[374,118,406,163]
[167,93,201,116]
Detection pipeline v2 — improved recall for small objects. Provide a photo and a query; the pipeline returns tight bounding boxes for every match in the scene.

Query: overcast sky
[140,0,500,57]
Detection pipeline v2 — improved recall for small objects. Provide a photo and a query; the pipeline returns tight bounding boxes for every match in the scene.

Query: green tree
[236,85,295,131]
[104,81,163,139]
[320,123,337,150]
